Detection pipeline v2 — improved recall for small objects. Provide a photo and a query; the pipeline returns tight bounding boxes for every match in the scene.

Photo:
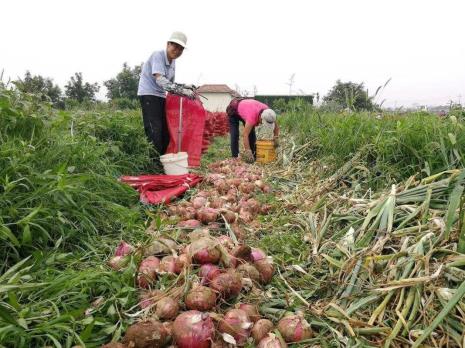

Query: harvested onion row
[103,160,311,348]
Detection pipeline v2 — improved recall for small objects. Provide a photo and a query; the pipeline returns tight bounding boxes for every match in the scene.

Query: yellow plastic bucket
[256,140,276,164]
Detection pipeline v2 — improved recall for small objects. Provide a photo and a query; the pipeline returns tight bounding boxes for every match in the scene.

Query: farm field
[1,85,465,347]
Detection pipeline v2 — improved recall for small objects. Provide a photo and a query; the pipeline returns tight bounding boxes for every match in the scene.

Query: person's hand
[181,88,195,99]
[241,150,254,164]
[273,136,279,148]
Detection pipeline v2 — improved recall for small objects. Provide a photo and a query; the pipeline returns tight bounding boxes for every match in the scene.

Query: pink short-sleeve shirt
[237,99,269,126]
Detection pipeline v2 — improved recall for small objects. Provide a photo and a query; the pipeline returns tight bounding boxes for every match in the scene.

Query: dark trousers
[229,113,256,158]
[139,95,169,159]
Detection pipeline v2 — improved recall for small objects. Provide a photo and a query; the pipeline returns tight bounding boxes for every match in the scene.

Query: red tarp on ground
[165,94,206,168]
[120,174,202,205]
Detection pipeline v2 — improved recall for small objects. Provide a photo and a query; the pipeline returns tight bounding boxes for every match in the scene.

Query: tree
[13,71,62,106]
[323,80,376,111]
[104,63,141,100]
[65,72,99,103]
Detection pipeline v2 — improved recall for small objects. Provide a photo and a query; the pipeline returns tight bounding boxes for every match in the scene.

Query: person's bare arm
[273,123,280,137]
[242,123,254,151]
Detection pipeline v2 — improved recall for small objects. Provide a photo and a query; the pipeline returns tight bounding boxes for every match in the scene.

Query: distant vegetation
[10,63,142,110]
[279,99,465,188]
[12,71,63,107]
[323,79,381,111]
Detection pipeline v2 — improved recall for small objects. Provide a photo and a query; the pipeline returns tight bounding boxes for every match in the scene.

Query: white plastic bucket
[160,152,189,175]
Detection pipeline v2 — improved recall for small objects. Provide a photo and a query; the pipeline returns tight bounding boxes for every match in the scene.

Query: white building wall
[200,93,233,112]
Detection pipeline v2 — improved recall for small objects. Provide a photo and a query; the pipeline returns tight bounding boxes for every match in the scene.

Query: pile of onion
[107,255,130,271]
[196,207,219,224]
[174,253,190,273]
[108,241,135,271]
[138,289,163,309]
[209,197,226,209]
[244,198,260,214]
[220,209,237,223]
[189,237,221,264]
[254,257,274,285]
[251,319,274,343]
[155,297,179,320]
[231,245,252,262]
[238,209,253,223]
[182,206,198,220]
[210,270,242,299]
[185,285,217,311]
[173,311,215,348]
[177,219,202,229]
[213,179,229,195]
[143,238,177,257]
[237,303,260,322]
[159,255,177,273]
[218,309,252,346]
[114,240,134,256]
[257,333,287,348]
[112,158,285,348]
[122,319,171,348]
[188,229,211,241]
[238,182,255,194]
[137,256,160,289]
[192,196,207,209]
[199,264,221,285]
[216,235,234,250]
[251,248,267,262]
[277,314,313,343]
[236,264,260,283]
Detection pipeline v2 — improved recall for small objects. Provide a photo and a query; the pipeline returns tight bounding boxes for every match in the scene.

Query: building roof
[197,84,241,97]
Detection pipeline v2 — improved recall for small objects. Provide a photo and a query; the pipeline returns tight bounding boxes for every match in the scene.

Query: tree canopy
[104,63,141,100]
[13,71,62,106]
[64,72,100,103]
[323,80,377,111]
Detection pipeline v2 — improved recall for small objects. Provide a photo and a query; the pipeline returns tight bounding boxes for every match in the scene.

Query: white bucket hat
[168,31,187,48]
[261,109,277,124]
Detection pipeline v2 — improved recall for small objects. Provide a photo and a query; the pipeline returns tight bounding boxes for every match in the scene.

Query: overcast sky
[2,0,464,107]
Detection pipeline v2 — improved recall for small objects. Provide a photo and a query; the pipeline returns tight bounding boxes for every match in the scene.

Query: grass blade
[412,279,465,347]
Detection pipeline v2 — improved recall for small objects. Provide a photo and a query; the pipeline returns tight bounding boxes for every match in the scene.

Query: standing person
[137,31,194,165]
[226,98,279,163]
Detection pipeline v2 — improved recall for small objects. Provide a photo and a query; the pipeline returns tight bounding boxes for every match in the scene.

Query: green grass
[0,85,155,347]
[279,107,465,188]
[0,243,142,347]
[0,86,155,266]
[199,135,231,167]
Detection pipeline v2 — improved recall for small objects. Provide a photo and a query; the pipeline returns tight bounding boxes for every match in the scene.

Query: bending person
[226,98,279,163]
